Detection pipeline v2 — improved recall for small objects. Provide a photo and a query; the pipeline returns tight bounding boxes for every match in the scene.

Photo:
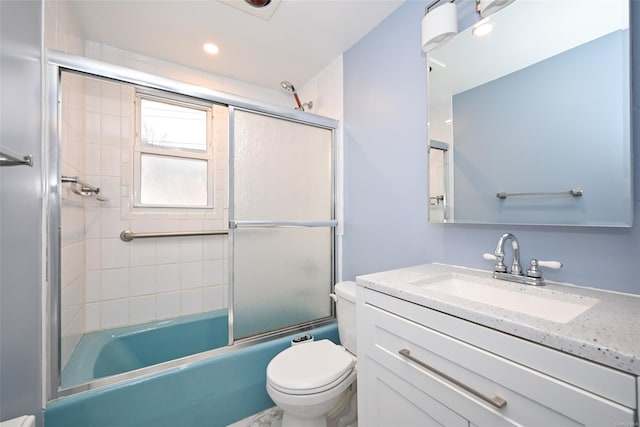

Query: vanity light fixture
[422,0,458,53]
[472,18,494,37]
[476,0,515,18]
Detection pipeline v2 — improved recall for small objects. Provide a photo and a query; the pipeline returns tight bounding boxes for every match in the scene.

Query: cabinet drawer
[364,286,637,408]
[362,302,636,427]
[361,357,470,427]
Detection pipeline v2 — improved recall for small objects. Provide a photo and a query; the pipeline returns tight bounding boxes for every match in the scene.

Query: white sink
[410,272,599,324]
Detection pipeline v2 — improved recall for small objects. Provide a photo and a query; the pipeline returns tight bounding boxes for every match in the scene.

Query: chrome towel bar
[229,220,337,228]
[496,188,583,199]
[61,176,109,201]
[120,229,228,242]
[0,146,33,167]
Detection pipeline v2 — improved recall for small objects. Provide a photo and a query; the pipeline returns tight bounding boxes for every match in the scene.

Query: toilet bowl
[266,281,358,427]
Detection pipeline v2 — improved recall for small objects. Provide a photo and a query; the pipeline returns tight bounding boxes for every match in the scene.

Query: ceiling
[68,0,406,90]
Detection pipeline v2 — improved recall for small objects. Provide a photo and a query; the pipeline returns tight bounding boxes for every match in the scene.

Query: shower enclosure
[47,52,338,399]
[230,109,335,339]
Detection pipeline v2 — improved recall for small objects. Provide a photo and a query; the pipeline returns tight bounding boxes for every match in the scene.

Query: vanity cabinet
[357,287,637,427]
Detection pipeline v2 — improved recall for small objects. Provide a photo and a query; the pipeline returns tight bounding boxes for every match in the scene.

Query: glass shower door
[230,109,335,340]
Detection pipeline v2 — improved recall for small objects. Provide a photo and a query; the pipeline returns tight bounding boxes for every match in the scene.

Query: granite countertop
[356,263,640,376]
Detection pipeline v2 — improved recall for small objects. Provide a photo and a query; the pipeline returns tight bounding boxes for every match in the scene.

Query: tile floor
[227,407,283,427]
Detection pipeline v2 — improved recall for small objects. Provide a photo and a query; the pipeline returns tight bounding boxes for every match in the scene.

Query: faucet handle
[537,260,563,270]
[482,253,496,261]
[526,259,562,278]
[483,253,507,273]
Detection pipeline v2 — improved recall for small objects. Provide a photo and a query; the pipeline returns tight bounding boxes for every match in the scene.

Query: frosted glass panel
[233,110,332,220]
[140,154,208,206]
[233,227,332,339]
[231,111,334,339]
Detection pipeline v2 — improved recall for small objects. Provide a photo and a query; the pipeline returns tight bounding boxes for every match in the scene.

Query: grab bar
[0,146,33,167]
[398,348,507,409]
[120,229,228,242]
[496,188,583,200]
[61,176,109,201]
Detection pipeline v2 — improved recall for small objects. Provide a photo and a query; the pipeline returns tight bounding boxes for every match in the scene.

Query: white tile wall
[75,80,230,332]
[58,67,232,342]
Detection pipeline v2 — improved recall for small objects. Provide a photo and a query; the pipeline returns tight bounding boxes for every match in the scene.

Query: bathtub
[61,310,229,388]
[46,323,339,427]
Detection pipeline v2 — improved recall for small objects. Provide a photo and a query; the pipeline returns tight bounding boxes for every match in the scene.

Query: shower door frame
[227,106,338,343]
[46,51,339,400]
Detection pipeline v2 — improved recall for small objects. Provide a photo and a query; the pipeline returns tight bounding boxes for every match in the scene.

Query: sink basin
[410,272,599,324]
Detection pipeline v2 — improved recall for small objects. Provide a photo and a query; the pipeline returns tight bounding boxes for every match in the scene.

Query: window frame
[133,91,215,209]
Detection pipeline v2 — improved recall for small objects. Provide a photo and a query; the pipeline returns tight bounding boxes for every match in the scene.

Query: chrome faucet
[483,233,563,286]
[494,233,522,275]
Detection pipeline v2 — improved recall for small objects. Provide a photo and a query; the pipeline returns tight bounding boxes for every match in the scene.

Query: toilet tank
[334,281,357,355]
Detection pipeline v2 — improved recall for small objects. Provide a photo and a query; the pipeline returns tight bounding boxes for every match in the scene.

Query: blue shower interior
[61,310,228,388]
[50,62,338,426]
[47,324,339,427]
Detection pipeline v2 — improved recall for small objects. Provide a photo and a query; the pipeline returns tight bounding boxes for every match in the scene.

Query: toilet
[266,281,358,427]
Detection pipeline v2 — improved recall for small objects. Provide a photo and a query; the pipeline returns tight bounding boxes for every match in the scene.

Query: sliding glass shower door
[230,109,335,340]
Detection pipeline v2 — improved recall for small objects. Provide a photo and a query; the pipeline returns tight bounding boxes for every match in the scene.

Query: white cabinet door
[358,288,637,427]
[359,356,469,427]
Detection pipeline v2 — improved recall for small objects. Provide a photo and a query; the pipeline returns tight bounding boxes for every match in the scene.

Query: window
[134,93,214,208]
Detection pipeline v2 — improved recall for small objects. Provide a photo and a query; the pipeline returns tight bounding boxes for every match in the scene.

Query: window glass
[135,94,214,209]
[140,154,208,206]
[140,98,207,152]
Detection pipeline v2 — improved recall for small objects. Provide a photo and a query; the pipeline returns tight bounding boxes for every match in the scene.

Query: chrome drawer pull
[398,348,507,409]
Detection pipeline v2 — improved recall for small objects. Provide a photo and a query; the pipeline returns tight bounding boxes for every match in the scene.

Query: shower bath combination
[280,80,313,111]
[47,52,339,413]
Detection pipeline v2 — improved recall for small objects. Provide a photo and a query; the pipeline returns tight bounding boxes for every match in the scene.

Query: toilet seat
[267,339,356,395]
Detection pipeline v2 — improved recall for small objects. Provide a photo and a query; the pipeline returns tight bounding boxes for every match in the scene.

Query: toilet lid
[267,339,356,394]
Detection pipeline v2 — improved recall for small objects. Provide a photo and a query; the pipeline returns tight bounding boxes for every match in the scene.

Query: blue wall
[343,0,640,295]
[453,30,630,226]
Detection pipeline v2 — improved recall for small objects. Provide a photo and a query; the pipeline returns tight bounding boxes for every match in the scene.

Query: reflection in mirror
[429,140,450,221]
[427,0,631,226]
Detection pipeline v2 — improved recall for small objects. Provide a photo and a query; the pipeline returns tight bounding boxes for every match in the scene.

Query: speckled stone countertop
[356,263,640,376]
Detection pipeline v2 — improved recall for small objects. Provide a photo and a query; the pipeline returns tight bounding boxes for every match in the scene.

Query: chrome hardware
[120,229,228,242]
[493,271,545,286]
[61,176,108,201]
[526,259,543,278]
[484,235,563,286]
[229,220,337,229]
[494,233,522,275]
[398,348,507,409]
[496,188,583,199]
[0,146,33,167]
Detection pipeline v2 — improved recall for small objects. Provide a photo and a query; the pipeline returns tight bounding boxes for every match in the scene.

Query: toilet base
[281,412,328,427]
[278,383,357,427]
[327,383,357,427]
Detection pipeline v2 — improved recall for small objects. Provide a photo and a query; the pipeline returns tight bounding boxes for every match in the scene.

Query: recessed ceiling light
[203,43,220,55]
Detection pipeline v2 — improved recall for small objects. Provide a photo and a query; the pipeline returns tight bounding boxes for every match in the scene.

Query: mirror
[427,0,631,226]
